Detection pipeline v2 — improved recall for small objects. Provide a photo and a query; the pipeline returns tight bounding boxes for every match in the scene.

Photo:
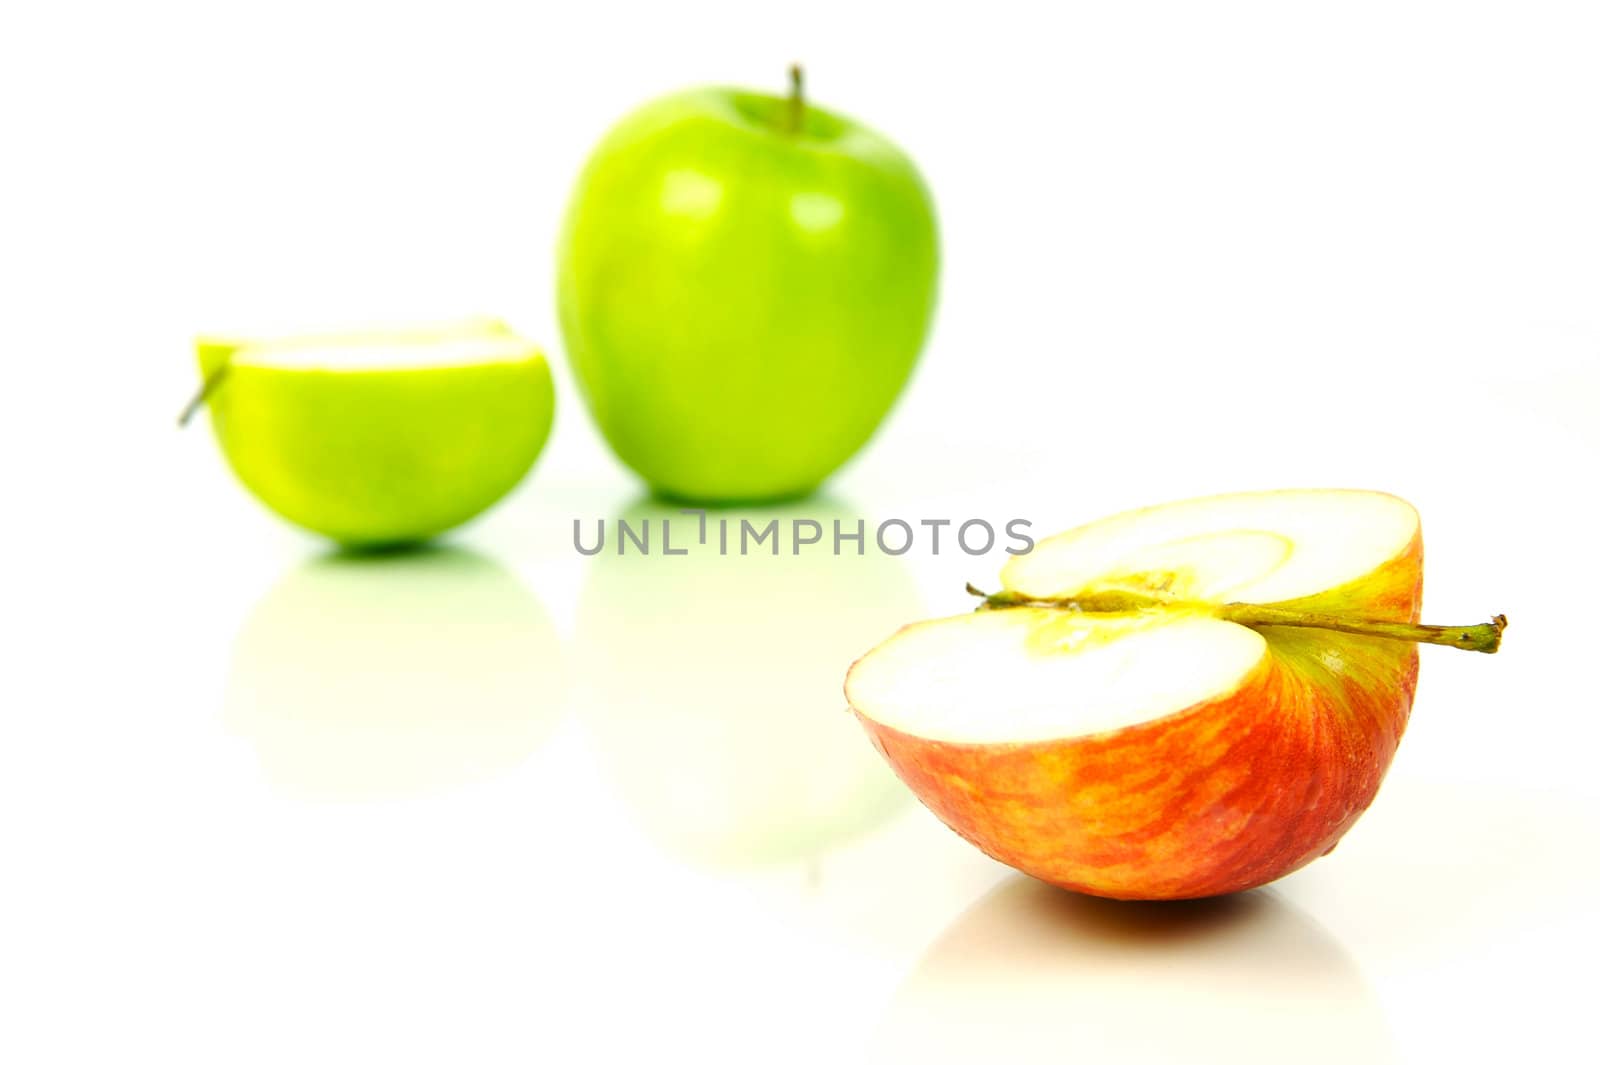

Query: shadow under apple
[873,877,1393,1065]
[574,495,919,869]
[225,546,565,800]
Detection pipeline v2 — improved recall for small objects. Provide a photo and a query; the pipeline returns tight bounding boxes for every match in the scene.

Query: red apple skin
[850,534,1423,900]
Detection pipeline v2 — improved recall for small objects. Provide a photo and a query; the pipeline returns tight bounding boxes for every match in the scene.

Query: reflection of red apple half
[846,490,1506,900]
[876,878,1392,1065]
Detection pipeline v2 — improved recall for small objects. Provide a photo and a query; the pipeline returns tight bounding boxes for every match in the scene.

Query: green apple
[558,68,939,502]
[226,547,565,799]
[189,319,554,547]
[575,498,916,866]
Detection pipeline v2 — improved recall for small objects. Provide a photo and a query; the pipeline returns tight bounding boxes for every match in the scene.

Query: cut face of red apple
[847,490,1442,900]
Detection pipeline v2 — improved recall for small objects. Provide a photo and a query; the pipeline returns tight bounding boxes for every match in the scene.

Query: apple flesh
[191,319,554,547]
[846,490,1504,900]
[558,70,938,503]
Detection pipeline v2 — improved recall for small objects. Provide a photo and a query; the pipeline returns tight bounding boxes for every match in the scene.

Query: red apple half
[846,489,1502,900]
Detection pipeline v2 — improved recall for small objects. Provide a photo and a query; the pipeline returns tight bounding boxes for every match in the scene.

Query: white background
[3,2,1597,1062]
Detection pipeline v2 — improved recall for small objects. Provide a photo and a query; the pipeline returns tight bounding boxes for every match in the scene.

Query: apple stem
[965,584,1508,654]
[176,364,230,428]
[787,63,805,135]
[1215,604,1507,653]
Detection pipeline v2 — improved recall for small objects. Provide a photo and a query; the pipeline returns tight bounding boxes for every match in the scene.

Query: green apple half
[558,69,938,503]
[189,319,554,547]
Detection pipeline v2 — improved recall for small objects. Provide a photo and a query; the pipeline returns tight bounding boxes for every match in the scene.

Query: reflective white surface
[226,548,565,799]
[5,2,1599,1061]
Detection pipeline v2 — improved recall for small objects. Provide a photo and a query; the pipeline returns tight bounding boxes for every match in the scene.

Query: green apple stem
[176,364,230,428]
[787,63,805,135]
[965,584,1507,654]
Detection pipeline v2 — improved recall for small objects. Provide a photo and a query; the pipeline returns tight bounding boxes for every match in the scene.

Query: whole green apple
[189,319,554,547]
[558,69,939,503]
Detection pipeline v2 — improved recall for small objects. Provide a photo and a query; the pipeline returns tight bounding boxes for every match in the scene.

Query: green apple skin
[558,87,939,503]
[197,340,554,548]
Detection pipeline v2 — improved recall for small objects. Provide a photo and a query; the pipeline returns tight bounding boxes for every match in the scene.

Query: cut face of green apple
[847,489,1503,899]
[194,320,554,547]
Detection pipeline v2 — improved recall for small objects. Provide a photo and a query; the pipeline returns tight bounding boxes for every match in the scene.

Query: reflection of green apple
[575,498,918,866]
[558,70,939,503]
[226,548,565,800]
[192,319,554,547]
